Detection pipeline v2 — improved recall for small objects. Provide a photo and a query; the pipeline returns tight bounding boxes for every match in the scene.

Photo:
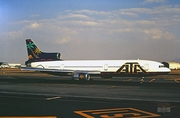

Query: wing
[21,67,101,76]
[21,67,75,76]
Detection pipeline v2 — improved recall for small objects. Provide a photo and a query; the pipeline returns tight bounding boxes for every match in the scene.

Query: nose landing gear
[139,77,145,84]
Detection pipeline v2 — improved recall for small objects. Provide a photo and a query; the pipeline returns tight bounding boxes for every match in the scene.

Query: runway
[0,69,180,118]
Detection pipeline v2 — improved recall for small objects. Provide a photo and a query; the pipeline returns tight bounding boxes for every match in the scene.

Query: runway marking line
[74,107,160,118]
[174,79,180,83]
[45,96,61,100]
[149,78,156,83]
[122,78,132,82]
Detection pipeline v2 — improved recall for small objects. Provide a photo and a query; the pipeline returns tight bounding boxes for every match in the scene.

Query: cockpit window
[159,65,165,68]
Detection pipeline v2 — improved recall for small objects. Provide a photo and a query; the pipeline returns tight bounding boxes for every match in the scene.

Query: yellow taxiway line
[174,79,180,83]
[74,107,160,118]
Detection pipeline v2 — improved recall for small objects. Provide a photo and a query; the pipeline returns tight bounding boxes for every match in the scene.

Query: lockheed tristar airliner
[22,39,170,83]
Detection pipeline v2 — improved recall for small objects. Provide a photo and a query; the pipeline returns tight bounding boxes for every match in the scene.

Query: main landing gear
[139,77,145,84]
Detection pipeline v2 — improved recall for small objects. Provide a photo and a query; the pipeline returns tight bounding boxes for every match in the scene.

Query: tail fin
[26,39,42,59]
[25,39,61,66]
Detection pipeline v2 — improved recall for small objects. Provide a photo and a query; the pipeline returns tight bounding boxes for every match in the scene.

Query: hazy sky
[1,0,180,64]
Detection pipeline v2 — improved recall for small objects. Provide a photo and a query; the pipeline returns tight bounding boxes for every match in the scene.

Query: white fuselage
[30,60,170,73]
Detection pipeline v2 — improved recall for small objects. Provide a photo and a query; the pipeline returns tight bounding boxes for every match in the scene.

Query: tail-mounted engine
[39,52,61,60]
[25,52,61,66]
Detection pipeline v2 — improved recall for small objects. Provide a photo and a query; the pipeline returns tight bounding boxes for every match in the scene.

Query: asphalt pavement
[0,69,179,118]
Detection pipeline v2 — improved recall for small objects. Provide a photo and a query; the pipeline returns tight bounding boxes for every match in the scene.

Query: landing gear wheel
[86,74,90,81]
[140,79,144,84]
[139,77,145,84]
[86,74,93,81]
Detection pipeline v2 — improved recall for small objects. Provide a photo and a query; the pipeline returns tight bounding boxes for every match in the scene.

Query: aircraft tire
[85,74,91,81]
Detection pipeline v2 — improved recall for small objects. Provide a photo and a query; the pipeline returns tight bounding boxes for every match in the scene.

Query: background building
[162,62,180,70]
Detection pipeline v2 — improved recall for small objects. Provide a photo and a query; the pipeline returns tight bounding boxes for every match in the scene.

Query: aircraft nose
[166,68,171,73]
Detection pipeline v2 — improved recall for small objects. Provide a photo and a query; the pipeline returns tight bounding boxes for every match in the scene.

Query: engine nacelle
[25,52,61,66]
[40,52,61,60]
[73,73,91,81]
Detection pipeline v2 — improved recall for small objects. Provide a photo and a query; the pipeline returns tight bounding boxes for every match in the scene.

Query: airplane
[22,39,171,83]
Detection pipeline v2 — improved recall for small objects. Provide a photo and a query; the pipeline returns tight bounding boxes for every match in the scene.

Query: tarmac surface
[0,68,180,118]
